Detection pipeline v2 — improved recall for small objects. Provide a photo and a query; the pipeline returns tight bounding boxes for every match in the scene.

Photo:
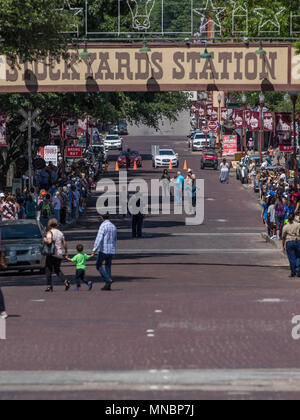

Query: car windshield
[106,136,119,140]
[0,224,42,240]
[160,150,174,156]
[92,139,102,146]
[120,151,138,156]
[194,135,206,139]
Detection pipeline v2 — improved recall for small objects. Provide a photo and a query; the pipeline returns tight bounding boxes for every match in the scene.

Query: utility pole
[19,106,41,189]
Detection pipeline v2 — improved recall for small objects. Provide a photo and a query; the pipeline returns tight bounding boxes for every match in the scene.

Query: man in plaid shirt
[93,213,117,291]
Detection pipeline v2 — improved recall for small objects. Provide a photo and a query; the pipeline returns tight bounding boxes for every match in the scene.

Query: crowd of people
[0,158,101,225]
[245,146,300,278]
[0,153,105,318]
[255,148,300,242]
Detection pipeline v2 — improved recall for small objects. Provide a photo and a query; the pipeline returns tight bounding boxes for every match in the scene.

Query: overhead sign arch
[1,43,300,93]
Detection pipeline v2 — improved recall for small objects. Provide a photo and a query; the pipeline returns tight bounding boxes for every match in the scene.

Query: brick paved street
[1,136,300,400]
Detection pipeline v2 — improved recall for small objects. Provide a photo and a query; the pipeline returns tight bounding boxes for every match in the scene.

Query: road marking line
[257,299,287,303]
[169,233,262,237]
[115,249,280,255]
[2,370,300,393]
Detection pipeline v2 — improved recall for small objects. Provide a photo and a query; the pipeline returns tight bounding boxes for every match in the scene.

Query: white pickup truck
[152,146,179,168]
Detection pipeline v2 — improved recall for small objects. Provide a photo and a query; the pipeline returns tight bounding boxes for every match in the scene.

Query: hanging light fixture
[80,40,91,60]
[256,42,266,56]
[200,47,212,59]
[140,41,151,53]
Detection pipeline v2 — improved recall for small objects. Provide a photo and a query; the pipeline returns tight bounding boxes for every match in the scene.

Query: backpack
[276,203,285,216]
[41,201,51,219]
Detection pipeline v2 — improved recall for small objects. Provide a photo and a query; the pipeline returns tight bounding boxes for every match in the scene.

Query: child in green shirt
[66,244,95,291]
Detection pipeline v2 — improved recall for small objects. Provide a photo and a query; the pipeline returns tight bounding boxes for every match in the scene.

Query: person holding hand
[66,244,95,291]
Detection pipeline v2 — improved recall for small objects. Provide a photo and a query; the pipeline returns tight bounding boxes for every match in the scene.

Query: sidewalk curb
[261,232,283,251]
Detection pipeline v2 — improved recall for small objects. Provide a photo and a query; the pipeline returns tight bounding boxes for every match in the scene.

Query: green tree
[0,0,80,61]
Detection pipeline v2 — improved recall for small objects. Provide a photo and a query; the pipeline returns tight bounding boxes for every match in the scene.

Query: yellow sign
[1,43,299,93]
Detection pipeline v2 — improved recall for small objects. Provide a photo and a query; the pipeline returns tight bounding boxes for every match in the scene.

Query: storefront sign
[280,145,294,152]
[44,145,58,166]
[223,135,238,156]
[66,146,83,158]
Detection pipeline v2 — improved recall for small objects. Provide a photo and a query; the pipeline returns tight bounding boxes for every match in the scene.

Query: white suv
[104,135,123,151]
[153,149,179,168]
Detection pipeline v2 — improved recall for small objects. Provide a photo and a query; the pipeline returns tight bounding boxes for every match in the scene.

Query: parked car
[200,149,218,170]
[192,133,210,151]
[119,119,128,135]
[0,220,46,274]
[187,129,202,148]
[236,155,260,184]
[118,150,142,168]
[153,149,179,168]
[103,134,123,151]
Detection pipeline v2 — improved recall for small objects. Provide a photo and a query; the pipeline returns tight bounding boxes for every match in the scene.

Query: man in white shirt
[260,158,268,170]
[52,193,61,223]
[93,213,117,291]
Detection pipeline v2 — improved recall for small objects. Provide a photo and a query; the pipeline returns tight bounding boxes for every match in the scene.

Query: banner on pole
[49,118,61,143]
[206,104,213,119]
[77,117,88,135]
[221,107,228,122]
[275,112,292,145]
[210,107,219,122]
[263,112,274,132]
[0,112,7,147]
[64,119,78,140]
[232,109,243,129]
[246,111,260,132]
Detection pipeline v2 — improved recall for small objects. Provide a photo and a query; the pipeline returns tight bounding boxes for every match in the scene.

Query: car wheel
[201,164,204,170]
[236,172,239,180]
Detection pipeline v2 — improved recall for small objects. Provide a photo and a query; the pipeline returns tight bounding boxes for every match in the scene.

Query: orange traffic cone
[169,161,173,170]
[183,160,188,170]
[115,161,119,172]
[133,160,137,171]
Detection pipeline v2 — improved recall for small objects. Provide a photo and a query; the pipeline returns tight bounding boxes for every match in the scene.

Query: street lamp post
[198,92,204,130]
[259,93,265,164]
[241,94,247,155]
[289,91,299,191]
[217,93,222,157]
[202,92,208,147]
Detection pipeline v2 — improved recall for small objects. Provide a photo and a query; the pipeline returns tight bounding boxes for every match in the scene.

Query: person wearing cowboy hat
[186,169,196,187]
